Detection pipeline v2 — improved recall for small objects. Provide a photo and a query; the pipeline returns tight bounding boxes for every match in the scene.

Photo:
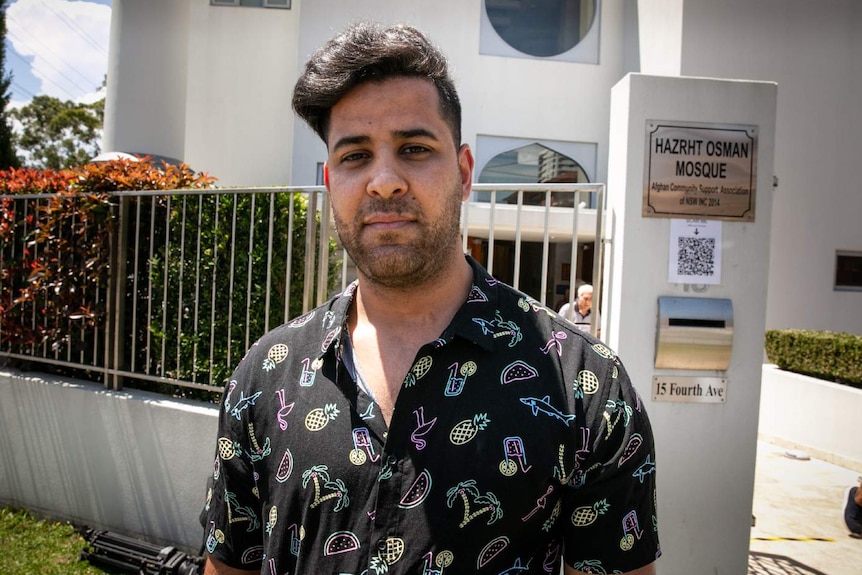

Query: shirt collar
[317,255,512,359]
[443,255,517,353]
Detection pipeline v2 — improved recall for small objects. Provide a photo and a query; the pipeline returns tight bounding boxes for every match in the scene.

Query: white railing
[0,183,604,393]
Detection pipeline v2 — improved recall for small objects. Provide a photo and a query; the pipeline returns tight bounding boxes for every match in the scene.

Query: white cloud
[7,0,111,103]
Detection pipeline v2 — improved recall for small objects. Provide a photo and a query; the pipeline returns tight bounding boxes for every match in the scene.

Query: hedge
[1,159,340,399]
[764,329,862,388]
[0,161,213,360]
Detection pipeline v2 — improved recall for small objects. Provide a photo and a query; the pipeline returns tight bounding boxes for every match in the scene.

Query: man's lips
[363,213,417,230]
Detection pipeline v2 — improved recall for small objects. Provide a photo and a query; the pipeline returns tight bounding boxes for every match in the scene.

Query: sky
[5,0,111,106]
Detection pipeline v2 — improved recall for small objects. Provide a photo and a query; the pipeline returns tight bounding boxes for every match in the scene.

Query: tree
[0,2,20,169]
[11,95,104,169]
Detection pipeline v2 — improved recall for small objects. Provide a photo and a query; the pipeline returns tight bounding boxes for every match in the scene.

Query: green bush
[1,159,341,400]
[145,191,340,392]
[0,160,214,384]
[764,329,862,388]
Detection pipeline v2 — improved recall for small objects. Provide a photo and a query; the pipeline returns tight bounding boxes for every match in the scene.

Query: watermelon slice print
[500,360,539,385]
[477,536,509,569]
[324,531,361,556]
[275,448,293,483]
[398,469,432,509]
[618,433,643,467]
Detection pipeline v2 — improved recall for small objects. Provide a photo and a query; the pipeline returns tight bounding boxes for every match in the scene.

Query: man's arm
[202,555,259,575]
[565,562,656,575]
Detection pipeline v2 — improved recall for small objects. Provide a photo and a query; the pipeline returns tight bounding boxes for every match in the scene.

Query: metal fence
[0,183,604,393]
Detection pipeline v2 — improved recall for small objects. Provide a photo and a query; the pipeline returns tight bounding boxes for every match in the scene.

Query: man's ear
[458,144,474,201]
[323,162,330,190]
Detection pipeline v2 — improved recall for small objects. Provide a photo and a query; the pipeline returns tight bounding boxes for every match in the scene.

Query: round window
[485,0,596,58]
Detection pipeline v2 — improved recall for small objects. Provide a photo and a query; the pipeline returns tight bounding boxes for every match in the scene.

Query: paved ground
[748,441,860,575]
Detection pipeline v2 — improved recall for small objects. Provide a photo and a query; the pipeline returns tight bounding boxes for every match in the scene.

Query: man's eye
[341,152,368,163]
[402,145,430,155]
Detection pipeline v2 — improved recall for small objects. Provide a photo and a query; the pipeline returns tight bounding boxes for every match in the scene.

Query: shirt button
[387,455,398,466]
[377,539,388,551]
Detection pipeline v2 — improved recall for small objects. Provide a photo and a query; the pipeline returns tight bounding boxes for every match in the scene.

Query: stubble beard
[333,187,464,291]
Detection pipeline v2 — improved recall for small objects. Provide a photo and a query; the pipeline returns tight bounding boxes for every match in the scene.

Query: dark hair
[292,22,462,147]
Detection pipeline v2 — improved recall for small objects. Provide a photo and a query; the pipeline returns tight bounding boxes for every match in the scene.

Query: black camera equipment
[79,527,203,575]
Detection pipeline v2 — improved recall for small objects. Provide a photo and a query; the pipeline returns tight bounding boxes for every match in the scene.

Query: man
[201,23,659,575]
[559,284,599,336]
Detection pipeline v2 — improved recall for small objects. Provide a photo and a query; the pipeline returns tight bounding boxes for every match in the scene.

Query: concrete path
[748,441,860,575]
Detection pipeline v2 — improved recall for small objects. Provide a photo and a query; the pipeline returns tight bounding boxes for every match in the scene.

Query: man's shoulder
[492,280,594,340]
[241,287,352,362]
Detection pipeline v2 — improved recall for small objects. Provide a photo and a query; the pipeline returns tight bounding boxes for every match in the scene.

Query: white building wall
[103,0,862,334]
[677,0,862,333]
[466,1,625,187]
[183,2,301,186]
[103,0,190,161]
[635,0,684,75]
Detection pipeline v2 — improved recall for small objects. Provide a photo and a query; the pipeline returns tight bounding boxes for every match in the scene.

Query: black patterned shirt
[202,256,660,574]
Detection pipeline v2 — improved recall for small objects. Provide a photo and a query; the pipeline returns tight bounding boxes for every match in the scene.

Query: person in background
[200,22,658,575]
[559,283,600,336]
[844,476,862,539]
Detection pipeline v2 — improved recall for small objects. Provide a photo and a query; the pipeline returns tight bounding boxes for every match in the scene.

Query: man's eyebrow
[393,128,440,141]
[331,135,370,153]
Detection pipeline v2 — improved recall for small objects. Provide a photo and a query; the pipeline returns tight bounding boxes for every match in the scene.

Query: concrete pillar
[103,0,190,160]
[604,74,777,574]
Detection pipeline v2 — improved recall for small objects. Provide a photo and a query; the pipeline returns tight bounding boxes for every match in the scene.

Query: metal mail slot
[655,297,733,370]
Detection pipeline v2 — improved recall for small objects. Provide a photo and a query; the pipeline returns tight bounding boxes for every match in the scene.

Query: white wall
[183,1,301,186]
[103,0,190,161]
[759,365,862,470]
[0,370,218,553]
[635,0,684,75]
[678,0,862,334]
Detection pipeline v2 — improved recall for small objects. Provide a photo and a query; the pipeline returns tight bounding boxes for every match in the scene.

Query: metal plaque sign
[652,375,727,404]
[643,121,757,221]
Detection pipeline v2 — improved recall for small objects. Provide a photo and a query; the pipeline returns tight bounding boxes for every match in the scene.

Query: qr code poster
[668,219,722,285]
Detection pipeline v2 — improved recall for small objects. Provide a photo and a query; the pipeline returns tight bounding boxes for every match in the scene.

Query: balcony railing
[0,183,604,393]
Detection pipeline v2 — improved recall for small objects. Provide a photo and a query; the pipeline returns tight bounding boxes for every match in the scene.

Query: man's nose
[366,155,407,199]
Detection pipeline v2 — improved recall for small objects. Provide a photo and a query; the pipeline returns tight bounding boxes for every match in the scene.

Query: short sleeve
[200,359,265,570]
[561,350,660,573]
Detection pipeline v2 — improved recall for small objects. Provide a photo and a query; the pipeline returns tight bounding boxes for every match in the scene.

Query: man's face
[324,77,473,290]
[578,290,593,311]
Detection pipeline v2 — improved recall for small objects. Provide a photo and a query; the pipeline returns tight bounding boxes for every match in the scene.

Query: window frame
[210,0,292,7]
[480,0,600,64]
[834,250,862,292]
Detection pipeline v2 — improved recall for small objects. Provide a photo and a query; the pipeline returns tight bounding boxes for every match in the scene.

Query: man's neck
[351,254,473,338]
[345,253,473,425]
